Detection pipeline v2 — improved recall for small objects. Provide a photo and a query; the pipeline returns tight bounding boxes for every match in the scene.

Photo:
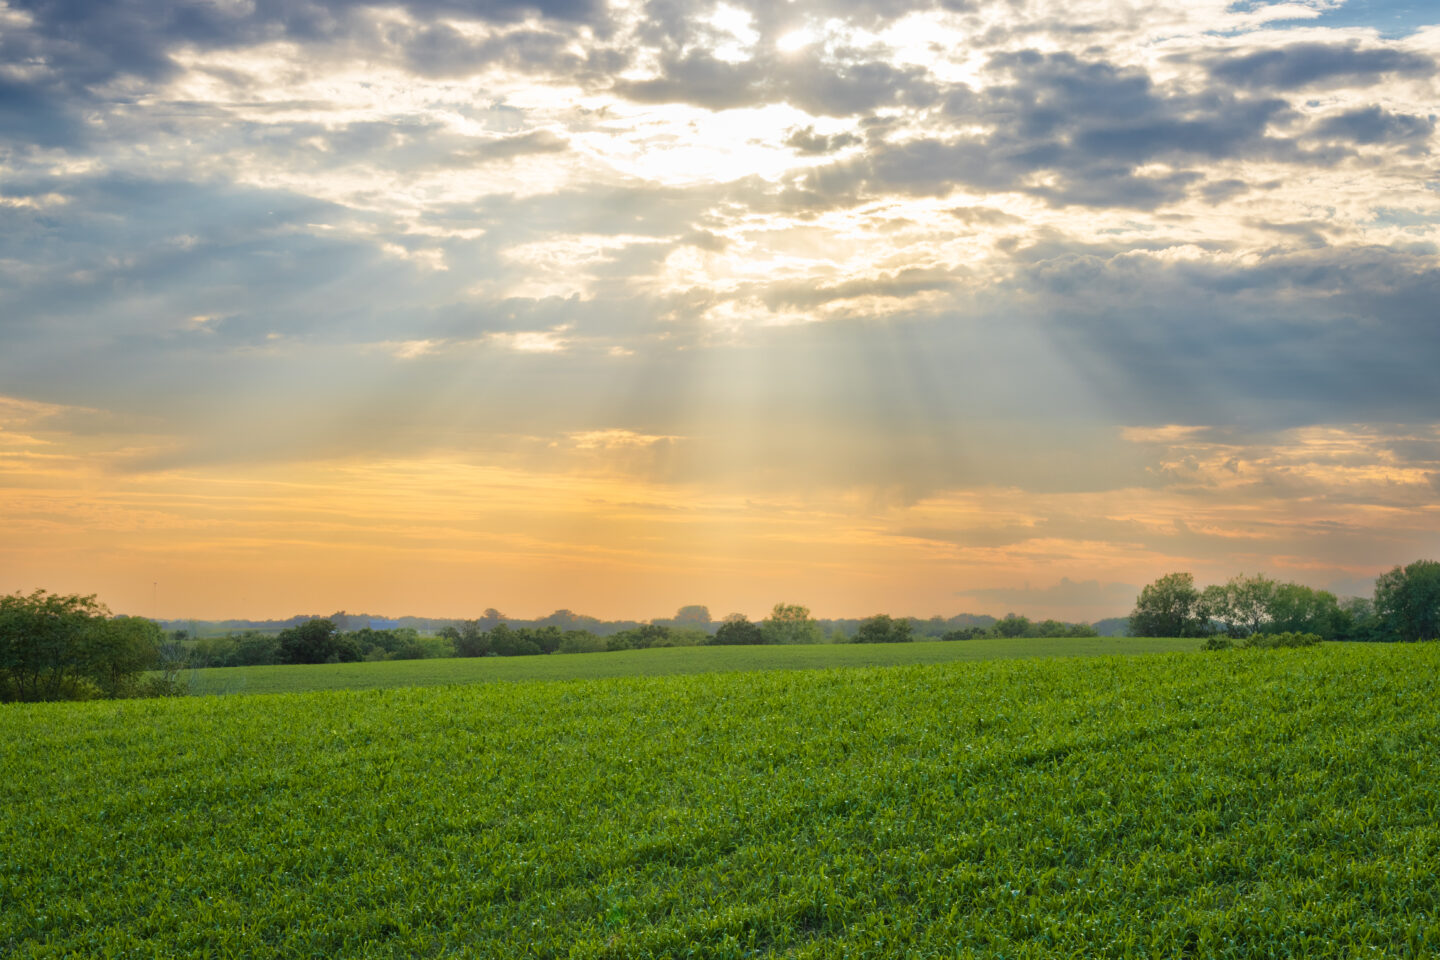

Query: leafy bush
[1242,631,1323,649]
[1200,636,1234,651]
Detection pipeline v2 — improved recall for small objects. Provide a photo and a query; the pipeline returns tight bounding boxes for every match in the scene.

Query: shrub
[1200,636,1234,651]
[1242,631,1322,649]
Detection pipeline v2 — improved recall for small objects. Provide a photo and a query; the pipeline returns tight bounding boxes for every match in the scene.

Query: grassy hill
[4,643,1437,958]
[183,636,1198,696]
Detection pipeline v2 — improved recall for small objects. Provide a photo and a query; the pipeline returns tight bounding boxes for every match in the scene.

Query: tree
[277,618,356,664]
[673,605,712,628]
[993,613,1032,638]
[1374,560,1440,642]
[762,603,823,645]
[1128,573,1206,637]
[710,614,766,645]
[1265,583,1341,638]
[0,591,165,701]
[1223,573,1277,637]
[853,614,914,643]
[85,616,162,698]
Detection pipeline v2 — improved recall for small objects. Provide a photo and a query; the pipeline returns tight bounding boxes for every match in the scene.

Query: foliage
[1200,574,1279,637]
[4,644,1438,957]
[992,613,1032,638]
[761,603,823,645]
[0,591,166,702]
[1200,636,1234,651]
[1264,583,1342,637]
[1128,572,1208,637]
[852,614,914,644]
[1374,559,1440,642]
[1136,560,1440,644]
[708,615,766,646]
[277,619,358,665]
[605,624,685,651]
[1241,631,1323,649]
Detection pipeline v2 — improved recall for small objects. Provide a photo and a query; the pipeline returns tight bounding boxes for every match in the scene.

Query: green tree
[1264,583,1341,638]
[1374,560,1440,642]
[762,603,823,645]
[993,614,1032,638]
[1223,573,1277,637]
[709,614,766,645]
[0,591,165,701]
[853,614,914,643]
[85,616,162,699]
[277,618,356,664]
[1128,573,1206,637]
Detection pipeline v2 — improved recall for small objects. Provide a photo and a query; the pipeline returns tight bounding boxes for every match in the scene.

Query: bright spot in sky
[776,29,814,53]
[707,3,759,62]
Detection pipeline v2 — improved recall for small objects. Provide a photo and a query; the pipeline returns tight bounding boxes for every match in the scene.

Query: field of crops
[4,643,1438,958]
[184,636,1199,696]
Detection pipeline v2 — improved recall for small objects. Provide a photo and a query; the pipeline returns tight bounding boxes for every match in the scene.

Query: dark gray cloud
[784,126,863,155]
[780,51,1329,210]
[1008,243,1440,428]
[1205,41,1435,90]
[613,52,938,116]
[1314,106,1435,148]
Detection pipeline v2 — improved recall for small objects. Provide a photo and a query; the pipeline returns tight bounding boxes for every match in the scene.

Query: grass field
[4,643,1438,958]
[183,636,1200,696]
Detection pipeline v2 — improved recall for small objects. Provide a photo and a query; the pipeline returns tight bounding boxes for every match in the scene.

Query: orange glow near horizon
[3,397,1433,622]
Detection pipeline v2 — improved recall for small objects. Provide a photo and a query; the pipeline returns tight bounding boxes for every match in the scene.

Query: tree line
[1128,560,1440,642]
[186,603,1101,667]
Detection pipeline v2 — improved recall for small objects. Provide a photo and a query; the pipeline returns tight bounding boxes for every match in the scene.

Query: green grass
[4,643,1438,958]
[183,636,1200,696]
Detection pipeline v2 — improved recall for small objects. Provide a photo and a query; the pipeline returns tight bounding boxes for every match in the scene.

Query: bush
[557,632,607,654]
[1200,636,1234,651]
[1242,632,1323,649]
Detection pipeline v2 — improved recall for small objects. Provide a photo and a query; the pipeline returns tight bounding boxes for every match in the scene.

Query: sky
[1,0,1438,622]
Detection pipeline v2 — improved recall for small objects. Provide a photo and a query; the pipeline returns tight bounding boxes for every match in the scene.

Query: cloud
[1206,41,1435,90]
[1314,106,1435,148]
[783,126,862,156]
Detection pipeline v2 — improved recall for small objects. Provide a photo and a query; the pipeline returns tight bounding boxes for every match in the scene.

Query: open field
[184,636,1200,696]
[4,643,1438,958]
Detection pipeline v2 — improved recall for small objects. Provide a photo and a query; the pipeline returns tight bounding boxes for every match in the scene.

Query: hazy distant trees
[0,590,170,701]
[853,614,914,643]
[709,614,766,645]
[762,603,823,645]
